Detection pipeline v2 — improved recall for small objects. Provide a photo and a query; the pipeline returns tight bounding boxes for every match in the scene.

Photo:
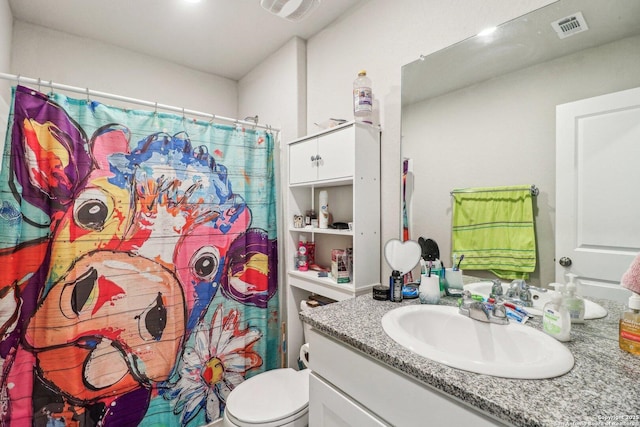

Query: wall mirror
[401,0,640,297]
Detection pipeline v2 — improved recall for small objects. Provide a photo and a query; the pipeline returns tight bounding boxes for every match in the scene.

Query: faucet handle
[490,279,503,299]
[518,288,533,306]
[514,279,528,290]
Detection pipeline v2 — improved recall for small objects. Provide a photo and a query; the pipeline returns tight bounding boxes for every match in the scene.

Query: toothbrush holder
[445,268,464,290]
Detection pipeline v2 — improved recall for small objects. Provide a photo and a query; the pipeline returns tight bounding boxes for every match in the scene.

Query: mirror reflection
[401,0,640,299]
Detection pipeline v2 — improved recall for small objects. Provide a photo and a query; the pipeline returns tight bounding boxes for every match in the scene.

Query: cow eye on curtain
[0,85,279,426]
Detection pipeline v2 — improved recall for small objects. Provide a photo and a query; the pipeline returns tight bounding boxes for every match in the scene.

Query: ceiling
[8,0,363,80]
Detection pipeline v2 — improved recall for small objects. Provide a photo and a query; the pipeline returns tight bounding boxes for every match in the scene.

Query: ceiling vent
[260,0,321,22]
[551,12,589,39]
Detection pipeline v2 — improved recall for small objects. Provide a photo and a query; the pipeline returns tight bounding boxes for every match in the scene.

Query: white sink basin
[463,281,608,319]
[381,305,574,379]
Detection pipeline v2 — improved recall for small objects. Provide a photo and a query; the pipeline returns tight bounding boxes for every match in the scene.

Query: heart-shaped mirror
[384,239,422,275]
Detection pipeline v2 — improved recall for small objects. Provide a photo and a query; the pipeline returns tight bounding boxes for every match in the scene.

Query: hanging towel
[452,185,536,279]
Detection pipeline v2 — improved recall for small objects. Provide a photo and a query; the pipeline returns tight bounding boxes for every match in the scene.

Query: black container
[390,270,403,302]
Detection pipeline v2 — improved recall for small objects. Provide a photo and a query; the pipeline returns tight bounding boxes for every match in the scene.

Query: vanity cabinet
[307,328,506,426]
[285,122,380,368]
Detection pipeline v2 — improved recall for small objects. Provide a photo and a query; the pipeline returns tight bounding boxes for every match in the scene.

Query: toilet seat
[224,368,309,427]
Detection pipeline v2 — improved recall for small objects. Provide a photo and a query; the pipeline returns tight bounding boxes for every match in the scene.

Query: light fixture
[184,0,202,3]
[260,0,321,22]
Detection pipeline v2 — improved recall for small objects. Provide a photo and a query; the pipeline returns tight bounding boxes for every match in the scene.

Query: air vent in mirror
[551,12,589,39]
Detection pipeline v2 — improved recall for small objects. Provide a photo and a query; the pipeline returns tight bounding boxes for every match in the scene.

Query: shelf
[285,122,380,368]
[289,177,353,188]
[289,227,353,236]
[288,269,375,302]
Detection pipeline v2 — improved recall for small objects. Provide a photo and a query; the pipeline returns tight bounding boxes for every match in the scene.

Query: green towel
[451,185,536,280]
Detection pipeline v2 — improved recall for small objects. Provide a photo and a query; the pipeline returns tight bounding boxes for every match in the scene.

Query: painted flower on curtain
[169,305,262,425]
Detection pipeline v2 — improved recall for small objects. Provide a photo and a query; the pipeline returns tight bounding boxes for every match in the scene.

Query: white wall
[0,0,11,91]
[304,0,554,278]
[239,37,307,143]
[9,21,237,117]
[0,0,12,156]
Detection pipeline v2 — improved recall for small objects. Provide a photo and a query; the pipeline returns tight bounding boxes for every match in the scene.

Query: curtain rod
[0,72,279,133]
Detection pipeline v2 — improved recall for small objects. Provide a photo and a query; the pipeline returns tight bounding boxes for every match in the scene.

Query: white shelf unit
[285,121,381,368]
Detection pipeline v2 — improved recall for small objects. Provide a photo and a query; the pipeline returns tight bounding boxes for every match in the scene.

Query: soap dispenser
[542,283,571,342]
[564,273,585,324]
[620,292,640,356]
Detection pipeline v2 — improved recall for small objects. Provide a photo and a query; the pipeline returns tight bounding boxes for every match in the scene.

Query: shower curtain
[0,85,279,426]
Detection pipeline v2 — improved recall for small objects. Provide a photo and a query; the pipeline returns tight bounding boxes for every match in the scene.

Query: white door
[556,86,640,302]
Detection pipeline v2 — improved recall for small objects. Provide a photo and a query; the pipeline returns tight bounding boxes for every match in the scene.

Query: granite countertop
[299,288,640,427]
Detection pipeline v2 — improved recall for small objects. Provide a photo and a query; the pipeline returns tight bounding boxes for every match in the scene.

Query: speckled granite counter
[300,293,640,427]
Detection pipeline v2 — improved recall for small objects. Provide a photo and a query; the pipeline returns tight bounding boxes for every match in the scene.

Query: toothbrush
[454,254,464,271]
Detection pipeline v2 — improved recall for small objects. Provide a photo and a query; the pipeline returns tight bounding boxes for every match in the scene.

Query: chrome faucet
[458,291,509,325]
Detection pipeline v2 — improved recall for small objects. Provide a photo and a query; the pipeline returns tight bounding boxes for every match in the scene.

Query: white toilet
[223,302,312,427]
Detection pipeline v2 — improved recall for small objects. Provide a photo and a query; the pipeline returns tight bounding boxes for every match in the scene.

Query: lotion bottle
[620,292,640,356]
[542,283,571,342]
[563,273,585,324]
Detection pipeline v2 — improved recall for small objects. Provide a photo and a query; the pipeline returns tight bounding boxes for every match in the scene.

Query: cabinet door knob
[310,155,318,162]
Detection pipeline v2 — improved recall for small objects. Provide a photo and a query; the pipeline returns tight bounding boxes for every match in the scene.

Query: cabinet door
[289,138,319,185]
[317,127,354,182]
[309,373,389,427]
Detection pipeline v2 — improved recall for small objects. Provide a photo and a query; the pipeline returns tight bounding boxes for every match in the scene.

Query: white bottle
[319,190,329,229]
[542,283,571,342]
[564,273,585,323]
[353,70,373,124]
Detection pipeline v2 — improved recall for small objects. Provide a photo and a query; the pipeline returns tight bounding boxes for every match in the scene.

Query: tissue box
[331,249,350,283]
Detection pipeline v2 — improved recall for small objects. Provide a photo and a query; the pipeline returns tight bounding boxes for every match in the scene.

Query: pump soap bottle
[542,283,571,342]
[620,293,640,356]
[563,273,585,324]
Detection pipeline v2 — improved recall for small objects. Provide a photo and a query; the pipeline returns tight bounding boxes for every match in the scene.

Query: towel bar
[450,185,538,197]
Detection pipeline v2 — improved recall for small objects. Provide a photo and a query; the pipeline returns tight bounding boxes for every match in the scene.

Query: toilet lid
[226,368,309,424]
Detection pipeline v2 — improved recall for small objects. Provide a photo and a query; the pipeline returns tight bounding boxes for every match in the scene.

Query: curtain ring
[154,102,158,115]
[209,114,216,125]
[16,74,21,86]
[182,107,185,120]
[37,78,41,92]
[86,88,90,103]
